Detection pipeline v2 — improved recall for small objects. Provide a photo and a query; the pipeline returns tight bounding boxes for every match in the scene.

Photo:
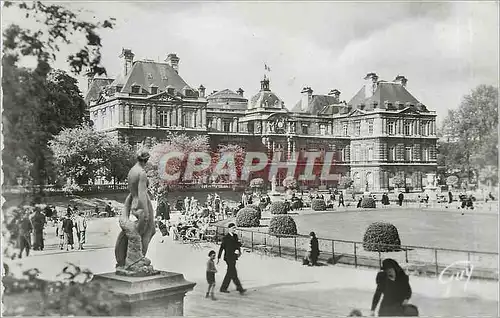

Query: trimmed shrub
[268,215,297,237]
[236,207,261,227]
[363,222,401,252]
[269,201,288,215]
[246,204,262,219]
[361,197,376,208]
[311,199,326,211]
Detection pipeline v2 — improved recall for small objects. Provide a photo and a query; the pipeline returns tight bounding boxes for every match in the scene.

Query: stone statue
[271,175,277,193]
[115,150,158,276]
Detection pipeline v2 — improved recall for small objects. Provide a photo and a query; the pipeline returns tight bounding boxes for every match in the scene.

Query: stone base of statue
[94,271,196,316]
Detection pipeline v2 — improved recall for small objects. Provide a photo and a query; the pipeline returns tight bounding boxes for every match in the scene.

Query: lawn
[225,207,498,276]
[291,208,498,252]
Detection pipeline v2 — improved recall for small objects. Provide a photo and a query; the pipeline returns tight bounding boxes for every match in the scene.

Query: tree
[211,144,246,182]
[339,176,353,189]
[2,1,114,193]
[282,176,298,189]
[439,85,498,185]
[148,133,211,193]
[49,124,135,185]
[392,175,406,188]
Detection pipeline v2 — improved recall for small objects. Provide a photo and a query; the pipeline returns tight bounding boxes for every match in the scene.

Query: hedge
[362,222,401,252]
[235,207,261,227]
[268,215,297,237]
[311,199,326,211]
[269,201,288,215]
[246,204,262,219]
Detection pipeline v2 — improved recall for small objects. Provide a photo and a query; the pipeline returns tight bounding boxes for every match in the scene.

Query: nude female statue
[115,151,158,276]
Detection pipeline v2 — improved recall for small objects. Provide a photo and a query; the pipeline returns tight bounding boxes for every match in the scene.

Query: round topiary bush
[311,199,326,211]
[363,222,402,252]
[236,207,261,227]
[361,197,376,208]
[246,204,262,219]
[268,215,297,237]
[269,201,288,215]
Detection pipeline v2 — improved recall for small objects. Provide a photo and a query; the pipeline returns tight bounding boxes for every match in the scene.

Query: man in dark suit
[217,223,246,294]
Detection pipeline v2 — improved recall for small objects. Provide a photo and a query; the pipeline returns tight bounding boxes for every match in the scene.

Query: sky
[3,1,499,124]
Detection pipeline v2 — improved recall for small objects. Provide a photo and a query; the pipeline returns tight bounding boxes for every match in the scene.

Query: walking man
[217,223,246,294]
[18,211,33,258]
[338,191,345,207]
[75,212,87,250]
[31,207,46,251]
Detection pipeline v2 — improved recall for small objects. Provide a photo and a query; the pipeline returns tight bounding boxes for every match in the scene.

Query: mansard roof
[291,94,339,115]
[113,60,192,94]
[84,78,114,105]
[348,81,427,112]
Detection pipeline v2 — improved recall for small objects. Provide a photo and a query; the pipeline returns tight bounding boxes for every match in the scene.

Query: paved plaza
[8,216,499,317]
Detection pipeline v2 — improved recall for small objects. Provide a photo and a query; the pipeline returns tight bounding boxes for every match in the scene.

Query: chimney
[85,68,95,89]
[328,89,341,103]
[364,72,378,98]
[198,84,206,98]
[165,53,180,73]
[394,75,408,87]
[301,87,313,112]
[237,88,244,97]
[119,48,135,76]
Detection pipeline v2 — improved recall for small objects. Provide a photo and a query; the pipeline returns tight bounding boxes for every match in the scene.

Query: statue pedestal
[94,271,196,316]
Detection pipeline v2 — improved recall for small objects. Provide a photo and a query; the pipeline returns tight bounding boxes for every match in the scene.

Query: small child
[206,250,217,300]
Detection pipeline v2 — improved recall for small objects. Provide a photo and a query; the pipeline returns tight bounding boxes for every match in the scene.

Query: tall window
[109,107,114,127]
[132,108,144,126]
[342,122,348,136]
[340,148,346,161]
[183,112,191,127]
[159,111,168,127]
[421,121,429,136]
[223,121,231,132]
[387,121,395,135]
[368,146,373,161]
[302,125,308,135]
[388,146,396,161]
[319,124,326,135]
[367,119,374,135]
[354,145,360,161]
[354,121,361,136]
[248,122,254,133]
[404,121,412,136]
[422,147,429,161]
[405,146,412,161]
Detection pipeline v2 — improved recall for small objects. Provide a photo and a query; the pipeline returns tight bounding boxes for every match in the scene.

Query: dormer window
[167,87,175,95]
[131,84,141,94]
[147,73,153,80]
[150,85,158,95]
[116,85,123,92]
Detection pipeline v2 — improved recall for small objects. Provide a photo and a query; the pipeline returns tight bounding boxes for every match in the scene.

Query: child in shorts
[206,250,217,300]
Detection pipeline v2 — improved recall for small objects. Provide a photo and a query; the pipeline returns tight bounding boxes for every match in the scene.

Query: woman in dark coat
[371,258,412,317]
[306,231,320,266]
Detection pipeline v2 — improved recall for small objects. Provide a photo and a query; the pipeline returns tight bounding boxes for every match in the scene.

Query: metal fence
[213,225,498,280]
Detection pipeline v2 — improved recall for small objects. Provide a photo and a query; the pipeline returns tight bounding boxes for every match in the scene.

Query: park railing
[212,225,498,281]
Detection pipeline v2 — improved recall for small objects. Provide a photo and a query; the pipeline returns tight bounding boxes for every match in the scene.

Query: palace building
[86,49,438,192]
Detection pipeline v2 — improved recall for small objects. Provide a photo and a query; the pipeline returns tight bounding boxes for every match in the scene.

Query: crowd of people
[55,205,88,251]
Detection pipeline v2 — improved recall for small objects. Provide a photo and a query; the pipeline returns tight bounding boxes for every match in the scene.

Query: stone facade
[86,50,437,191]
